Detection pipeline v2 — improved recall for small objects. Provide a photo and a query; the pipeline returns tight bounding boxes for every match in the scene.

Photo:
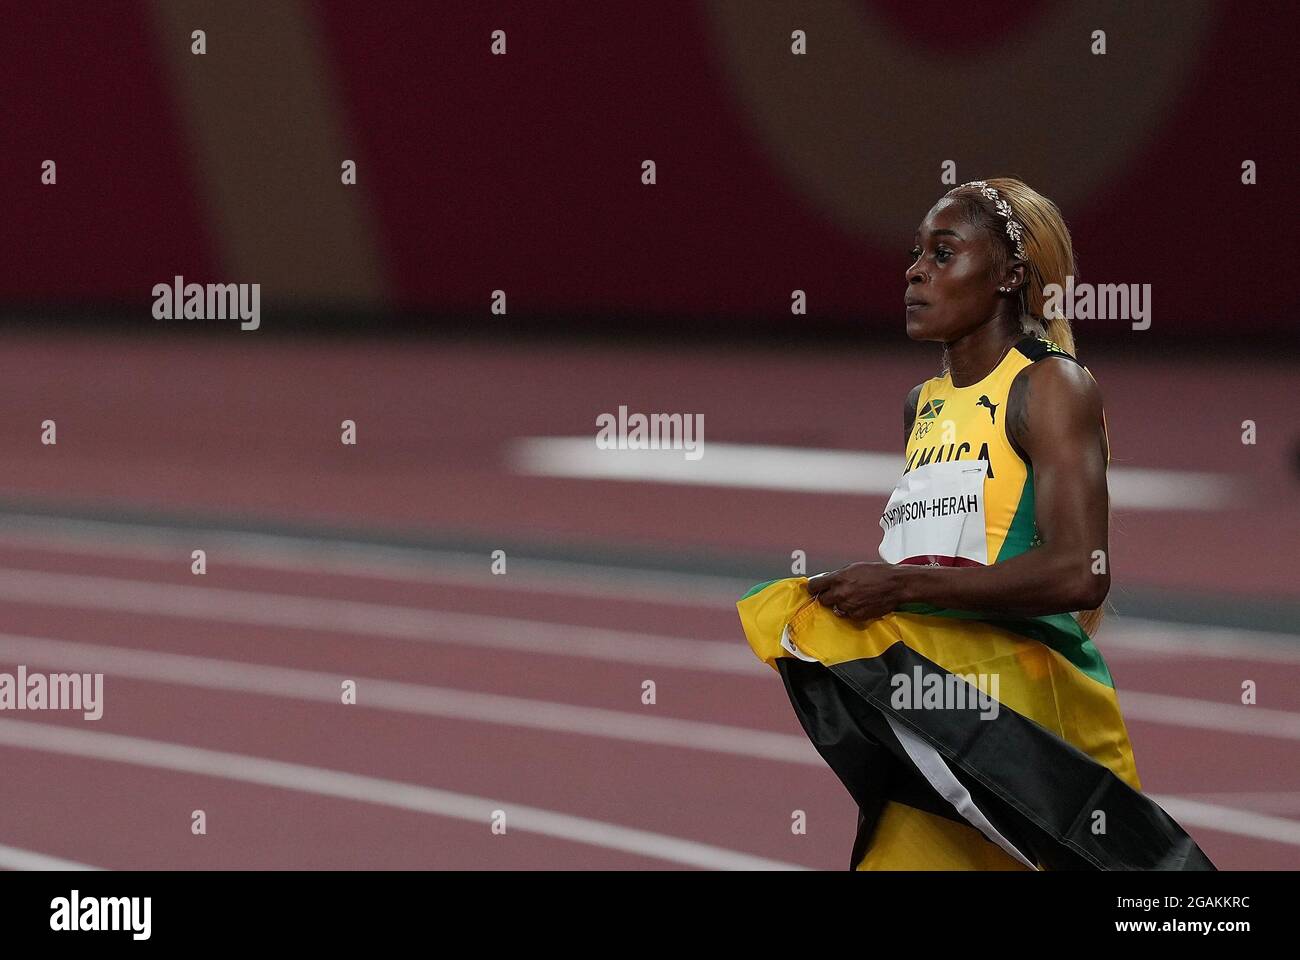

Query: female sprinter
[738,178,1212,870]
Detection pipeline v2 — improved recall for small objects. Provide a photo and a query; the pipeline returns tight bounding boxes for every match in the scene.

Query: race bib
[878,459,989,566]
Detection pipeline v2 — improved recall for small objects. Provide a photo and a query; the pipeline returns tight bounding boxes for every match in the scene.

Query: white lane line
[0,514,751,609]
[1101,619,1300,666]
[0,721,805,871]
[1149,796,1300,848]
[1174,792,1300,816]
[3,634,1296,850]
[0,843,100,871]
[510,437,1236,510]
[2,567,1298,742]
[0,516,1295,659]
[0,633,816,765]
[0,567,758,675]
[2,564,1294,686]
[1119,691,1300,741]
[513,438,908,495]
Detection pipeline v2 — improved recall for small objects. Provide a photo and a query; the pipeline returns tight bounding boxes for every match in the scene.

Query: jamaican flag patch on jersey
[916,397,945,420]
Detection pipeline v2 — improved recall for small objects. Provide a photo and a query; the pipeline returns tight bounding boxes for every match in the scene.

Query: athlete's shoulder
[1007,334,1105,458]
[1011,333,1101,398]
[1012,333,1084,368]
[1013,333,1102,392]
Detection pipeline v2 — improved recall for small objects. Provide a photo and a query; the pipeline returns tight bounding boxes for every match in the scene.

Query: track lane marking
[0,632,814,763]
[2,633,1298,849]
[0,843,99,871]
[511,437,1235,510]
[0,720,806,871]
[0,567,756,674]
[0,516,746,608]
[1,569,1297,738]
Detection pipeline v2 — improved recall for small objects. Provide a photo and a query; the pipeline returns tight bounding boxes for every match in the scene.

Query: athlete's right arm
[903,383,923,447]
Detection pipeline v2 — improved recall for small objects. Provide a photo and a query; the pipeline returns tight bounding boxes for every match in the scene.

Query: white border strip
[883,714,1037,869]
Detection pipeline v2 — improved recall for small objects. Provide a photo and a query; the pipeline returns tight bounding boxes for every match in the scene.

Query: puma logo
[976,395,998,424]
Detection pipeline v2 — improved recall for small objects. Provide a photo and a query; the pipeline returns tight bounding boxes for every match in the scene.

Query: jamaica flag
[737,577,1215,871]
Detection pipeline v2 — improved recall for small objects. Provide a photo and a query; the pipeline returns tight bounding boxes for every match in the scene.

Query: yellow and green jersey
[888,333,1108,568]
[883,334,1113,681]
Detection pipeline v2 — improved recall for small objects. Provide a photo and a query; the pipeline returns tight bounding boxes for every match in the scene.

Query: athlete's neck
[943,318,1024,388]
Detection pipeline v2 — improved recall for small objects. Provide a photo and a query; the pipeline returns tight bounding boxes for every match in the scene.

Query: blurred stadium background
[0,1,1296,870]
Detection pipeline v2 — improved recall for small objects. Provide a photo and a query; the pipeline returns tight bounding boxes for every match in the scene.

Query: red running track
[0,537,1296,870]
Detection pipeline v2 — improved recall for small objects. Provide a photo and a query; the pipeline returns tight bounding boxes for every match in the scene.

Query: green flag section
[739,577,1215,871]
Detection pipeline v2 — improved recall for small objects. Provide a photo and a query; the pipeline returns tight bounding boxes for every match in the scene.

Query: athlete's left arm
[808,358,1110,620]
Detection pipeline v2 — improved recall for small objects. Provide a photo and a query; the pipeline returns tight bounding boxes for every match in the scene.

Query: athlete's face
[904,199,1003,342]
